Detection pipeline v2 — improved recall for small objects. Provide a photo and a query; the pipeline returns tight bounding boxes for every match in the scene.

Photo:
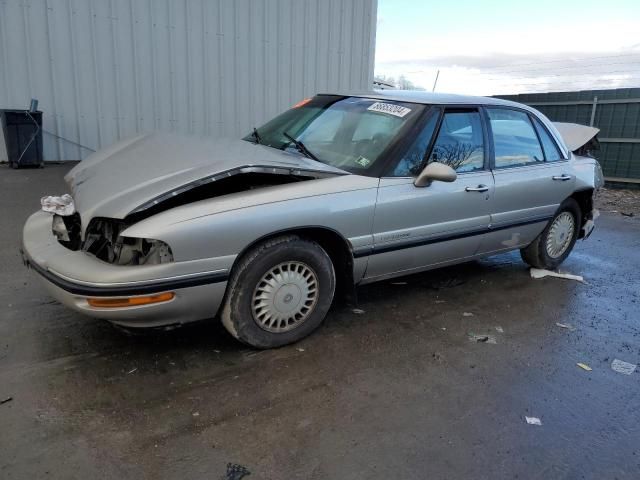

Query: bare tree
[374,74,426,90]
[430,143,482,171]
[397,142,482,176]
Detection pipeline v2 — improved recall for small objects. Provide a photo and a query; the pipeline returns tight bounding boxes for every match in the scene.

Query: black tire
[221,235,336,349]
[520,198,581,270]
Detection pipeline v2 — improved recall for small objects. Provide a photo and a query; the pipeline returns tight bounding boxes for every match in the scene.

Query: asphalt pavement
[1,164,639,479]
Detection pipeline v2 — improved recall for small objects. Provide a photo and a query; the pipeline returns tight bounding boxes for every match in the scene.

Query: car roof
[323,89,525,108]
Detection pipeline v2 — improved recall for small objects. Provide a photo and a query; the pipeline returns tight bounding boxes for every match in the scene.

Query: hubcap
[546,211,575,258]
[252,261,319,333]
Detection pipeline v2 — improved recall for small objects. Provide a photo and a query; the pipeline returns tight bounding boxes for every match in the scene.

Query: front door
[365,108,495,281]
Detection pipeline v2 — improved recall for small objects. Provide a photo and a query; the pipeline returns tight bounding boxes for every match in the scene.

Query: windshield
[244,95,424,174]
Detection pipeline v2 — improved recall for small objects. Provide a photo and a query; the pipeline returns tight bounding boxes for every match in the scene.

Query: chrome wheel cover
[546,212,575,258]
[252,261,319,333]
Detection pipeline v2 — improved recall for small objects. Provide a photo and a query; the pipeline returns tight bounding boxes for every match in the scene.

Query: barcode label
[367,102,412,118]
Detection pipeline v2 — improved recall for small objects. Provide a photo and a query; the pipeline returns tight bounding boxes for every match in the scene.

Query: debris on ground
[434,300,446,304]
[296,347,305,352]
[468,333,497,344]
[611,359,637,375]
[525,416,542,426]
[530,268,584,283]
[495,326,504,333]
[556,322,576,331]
[432,352,444,363]
[127,368,137,374]
[462,312,474,317]
[1,396,13,405]
[223,463,251,480]
[595,187,640,217]
[192,412,200,417]
[351,308,365,314]
[577,363,592,371]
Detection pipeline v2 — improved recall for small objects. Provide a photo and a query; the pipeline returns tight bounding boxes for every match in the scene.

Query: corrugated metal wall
[496,88,640,182]
[0,0,377,161]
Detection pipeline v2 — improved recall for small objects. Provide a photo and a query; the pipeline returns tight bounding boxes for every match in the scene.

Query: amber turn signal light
[87,292,175,308]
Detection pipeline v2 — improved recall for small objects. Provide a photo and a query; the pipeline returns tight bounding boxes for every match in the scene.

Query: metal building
[0,0,378,161]
[496,88,640,184]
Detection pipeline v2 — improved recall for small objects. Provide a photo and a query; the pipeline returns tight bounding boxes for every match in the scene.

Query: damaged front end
[52,214,173,266]
[82,218,173,265]
[50,166,327,266]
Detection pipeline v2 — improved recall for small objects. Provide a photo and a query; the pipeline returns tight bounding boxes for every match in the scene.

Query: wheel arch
[231,226,357,305]
[568,188,595,238]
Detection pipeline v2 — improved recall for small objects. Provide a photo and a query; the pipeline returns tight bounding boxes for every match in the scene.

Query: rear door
[479,107,576,253]
[365,107,495,281]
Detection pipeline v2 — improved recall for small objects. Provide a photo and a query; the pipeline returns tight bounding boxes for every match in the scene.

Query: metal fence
[496,88,640,183]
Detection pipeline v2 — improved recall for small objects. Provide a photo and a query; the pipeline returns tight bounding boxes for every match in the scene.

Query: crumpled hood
[65,133,344,222]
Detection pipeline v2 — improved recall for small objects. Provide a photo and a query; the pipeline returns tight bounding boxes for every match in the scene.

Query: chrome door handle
[552,174,572,181]
[465,184,489,192]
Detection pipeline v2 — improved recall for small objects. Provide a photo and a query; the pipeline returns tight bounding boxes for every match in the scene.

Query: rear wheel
[520,198,581,270]
[221,235,335,348]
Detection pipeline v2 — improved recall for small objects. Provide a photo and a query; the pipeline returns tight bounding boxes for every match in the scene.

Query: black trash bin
[0,109,44,168]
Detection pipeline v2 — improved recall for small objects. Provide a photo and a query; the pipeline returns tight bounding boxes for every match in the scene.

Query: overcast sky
[375,0,640,95]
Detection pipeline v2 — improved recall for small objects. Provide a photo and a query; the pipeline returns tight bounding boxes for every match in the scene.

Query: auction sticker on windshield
[355,156,372,167]
[367,102,412,118]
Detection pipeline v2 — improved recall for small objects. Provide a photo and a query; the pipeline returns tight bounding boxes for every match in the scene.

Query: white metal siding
[0,0,377,161]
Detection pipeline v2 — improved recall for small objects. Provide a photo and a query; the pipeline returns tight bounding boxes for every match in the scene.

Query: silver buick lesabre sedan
[23,91,603,348]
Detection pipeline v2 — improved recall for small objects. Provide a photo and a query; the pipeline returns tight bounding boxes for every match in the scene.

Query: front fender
[121,186,378,266]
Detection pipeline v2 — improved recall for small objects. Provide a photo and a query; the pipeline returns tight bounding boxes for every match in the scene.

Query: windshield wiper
[251,127,262,144]
[283,131,320,162]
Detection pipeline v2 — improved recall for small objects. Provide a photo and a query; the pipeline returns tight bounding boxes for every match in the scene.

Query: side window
[429,110,484,173]
[392,111,439,176]
[532,117,563,162]
[487,108,544,168]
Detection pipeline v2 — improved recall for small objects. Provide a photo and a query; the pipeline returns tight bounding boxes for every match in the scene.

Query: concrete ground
[1,164,639,480]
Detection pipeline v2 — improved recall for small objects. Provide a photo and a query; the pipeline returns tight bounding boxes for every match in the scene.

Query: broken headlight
[52,213,82,250]
[83,218,173,265]
[52,214,69,242]
[110,237,174,265]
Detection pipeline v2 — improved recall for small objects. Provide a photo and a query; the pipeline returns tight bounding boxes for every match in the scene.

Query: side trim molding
[353,216,552,258]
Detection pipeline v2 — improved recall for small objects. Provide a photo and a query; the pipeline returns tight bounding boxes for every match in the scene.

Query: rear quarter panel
[572,154,603,191]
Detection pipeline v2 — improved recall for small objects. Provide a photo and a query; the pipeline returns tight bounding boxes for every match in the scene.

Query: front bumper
[22,211,229,328]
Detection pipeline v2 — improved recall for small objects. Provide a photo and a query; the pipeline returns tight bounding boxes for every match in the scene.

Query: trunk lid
[552,122,600,152]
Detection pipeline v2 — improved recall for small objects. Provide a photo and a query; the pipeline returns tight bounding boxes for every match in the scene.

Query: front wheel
[221,235,335,349]
[520,198,581,270]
